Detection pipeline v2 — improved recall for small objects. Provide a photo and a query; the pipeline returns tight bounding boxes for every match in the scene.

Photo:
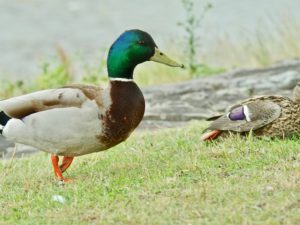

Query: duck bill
[150,48,184,68]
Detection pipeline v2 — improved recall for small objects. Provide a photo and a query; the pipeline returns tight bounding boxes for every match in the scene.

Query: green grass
[1,121,299,225]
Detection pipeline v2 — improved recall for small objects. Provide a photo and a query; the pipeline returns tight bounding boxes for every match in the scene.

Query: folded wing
[0,85,103,119]
[206,100,281,132]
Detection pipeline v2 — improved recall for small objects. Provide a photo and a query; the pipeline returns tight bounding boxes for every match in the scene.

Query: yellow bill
[150,48,184,68]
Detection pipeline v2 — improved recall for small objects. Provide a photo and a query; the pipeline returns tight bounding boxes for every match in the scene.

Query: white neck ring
[109,78,134,82]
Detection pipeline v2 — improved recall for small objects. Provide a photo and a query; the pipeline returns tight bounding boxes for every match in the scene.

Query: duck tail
[201,130,222,141]
[0,111,11,134]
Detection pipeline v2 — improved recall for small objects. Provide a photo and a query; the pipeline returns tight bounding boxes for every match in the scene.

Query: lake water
[0,0,299,79]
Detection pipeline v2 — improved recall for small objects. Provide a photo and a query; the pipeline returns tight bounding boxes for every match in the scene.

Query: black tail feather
[0,111,11,134]
[0,111,11,126]
[206,114,223,121]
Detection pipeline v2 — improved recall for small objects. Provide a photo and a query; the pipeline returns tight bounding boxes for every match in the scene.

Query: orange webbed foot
[51,155,74,183]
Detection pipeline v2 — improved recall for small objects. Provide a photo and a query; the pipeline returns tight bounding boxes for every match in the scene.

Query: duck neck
[107,44,137,80]
[107,63,134,80]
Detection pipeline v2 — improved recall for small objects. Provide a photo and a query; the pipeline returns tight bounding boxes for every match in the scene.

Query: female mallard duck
[0,29,183,181]
[202,82,300,141]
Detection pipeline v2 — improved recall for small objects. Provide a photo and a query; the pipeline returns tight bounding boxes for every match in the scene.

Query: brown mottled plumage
[241,96,300,137]
[202,84,300,140]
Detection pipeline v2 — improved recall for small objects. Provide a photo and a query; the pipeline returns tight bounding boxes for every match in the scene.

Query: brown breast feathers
[98,81,145,148]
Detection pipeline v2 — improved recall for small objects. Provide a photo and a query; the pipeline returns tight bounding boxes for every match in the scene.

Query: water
[0,0,299,79]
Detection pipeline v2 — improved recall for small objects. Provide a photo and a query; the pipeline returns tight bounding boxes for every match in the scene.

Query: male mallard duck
[202,83,300,141]
[0,29,183,181]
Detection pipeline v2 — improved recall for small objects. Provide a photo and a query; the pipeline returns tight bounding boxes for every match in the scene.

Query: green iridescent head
[107,29,183,79]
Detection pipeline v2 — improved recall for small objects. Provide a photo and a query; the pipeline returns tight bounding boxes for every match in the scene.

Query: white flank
[1,88,108,156]
[243,105,251,122]
[109,78,134,82]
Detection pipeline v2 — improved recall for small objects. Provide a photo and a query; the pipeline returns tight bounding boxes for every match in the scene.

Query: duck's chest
[99,81,145,147]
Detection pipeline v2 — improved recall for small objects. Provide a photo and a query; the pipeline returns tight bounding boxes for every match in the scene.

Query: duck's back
[250,96,300,137]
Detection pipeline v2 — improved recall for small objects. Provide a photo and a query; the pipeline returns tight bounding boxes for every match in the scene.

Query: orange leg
[59,156,74,173]
[201,130,222,141]
[51,155,71,182]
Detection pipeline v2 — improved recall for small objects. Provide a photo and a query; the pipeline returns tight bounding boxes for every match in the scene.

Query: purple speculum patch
[228,106,246,121]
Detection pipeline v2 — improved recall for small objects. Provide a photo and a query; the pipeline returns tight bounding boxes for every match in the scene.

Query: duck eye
[138,41,145,45]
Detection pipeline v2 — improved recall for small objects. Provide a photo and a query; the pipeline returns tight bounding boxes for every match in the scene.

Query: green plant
[178,0,213,76]
[0,79,25,98]
[35,46,73,90]
[0,61,72,99]
[81,57,108,85]
[35,63,71,90]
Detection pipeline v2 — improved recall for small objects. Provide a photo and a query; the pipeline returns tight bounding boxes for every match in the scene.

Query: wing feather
[206,100,281,132]
[0,85,103,119]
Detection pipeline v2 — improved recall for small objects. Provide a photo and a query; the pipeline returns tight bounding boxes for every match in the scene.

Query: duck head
[107,29,183,80]
[293,81,300,104]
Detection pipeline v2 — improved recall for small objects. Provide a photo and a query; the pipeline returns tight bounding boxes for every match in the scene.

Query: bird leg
[59,156,74,173]
[51,155,72,182]
[201,130,222,141]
